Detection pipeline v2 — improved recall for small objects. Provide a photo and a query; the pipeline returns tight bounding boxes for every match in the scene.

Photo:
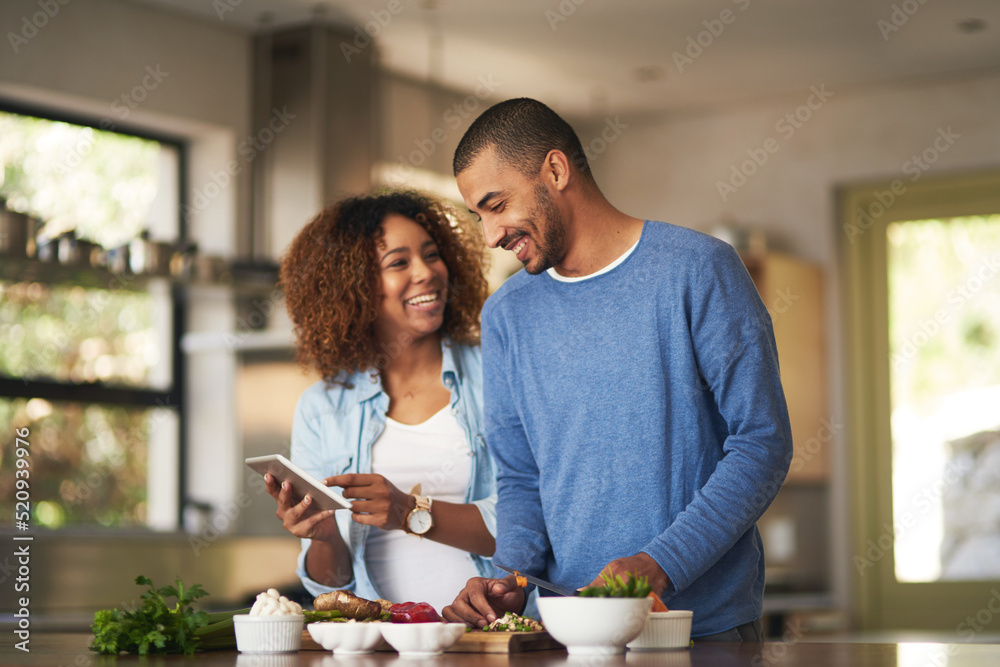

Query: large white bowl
[233,614,304,653]
[537,596,653,656]
[626,610,693,650]
[378,622,467,656]
[307,620,384,655]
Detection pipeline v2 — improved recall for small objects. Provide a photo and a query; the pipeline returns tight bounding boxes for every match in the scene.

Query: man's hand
[587,553,670,597]
[442,575,526,628]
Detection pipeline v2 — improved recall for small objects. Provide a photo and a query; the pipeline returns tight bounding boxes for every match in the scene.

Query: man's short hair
[453,98,592,181]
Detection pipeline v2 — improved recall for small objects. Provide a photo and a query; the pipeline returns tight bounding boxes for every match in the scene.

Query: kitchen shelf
[1,255,154,291]
[0,255,280,297]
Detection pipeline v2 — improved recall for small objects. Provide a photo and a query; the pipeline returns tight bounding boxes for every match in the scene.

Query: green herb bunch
[90,575,246,655]
[577,571,652,598]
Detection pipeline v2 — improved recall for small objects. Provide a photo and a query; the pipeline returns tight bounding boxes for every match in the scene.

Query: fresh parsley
[90,575,212,655]
[577,571,652,598]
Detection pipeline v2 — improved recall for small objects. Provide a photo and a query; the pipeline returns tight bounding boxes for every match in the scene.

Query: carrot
[513,571,528,588]
[647,591,668,612]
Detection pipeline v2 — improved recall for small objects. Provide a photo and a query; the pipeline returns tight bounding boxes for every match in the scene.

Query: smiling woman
[270,190,503,614]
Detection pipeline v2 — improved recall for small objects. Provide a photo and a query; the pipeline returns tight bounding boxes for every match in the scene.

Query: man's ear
[541,149,572,192]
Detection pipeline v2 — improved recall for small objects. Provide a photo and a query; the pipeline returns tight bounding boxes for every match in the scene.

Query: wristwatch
[405,483,433,535]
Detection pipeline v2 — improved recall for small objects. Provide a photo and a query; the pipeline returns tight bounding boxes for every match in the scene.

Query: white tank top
[364,406,480,612]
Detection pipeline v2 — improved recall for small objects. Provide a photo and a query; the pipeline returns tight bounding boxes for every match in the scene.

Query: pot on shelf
[0,206,31,258]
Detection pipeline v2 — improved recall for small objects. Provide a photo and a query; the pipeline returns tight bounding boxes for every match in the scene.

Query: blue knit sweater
[482,220,792,636]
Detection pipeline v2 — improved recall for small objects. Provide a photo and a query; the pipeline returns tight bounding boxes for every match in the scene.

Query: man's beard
[523,182,566,275]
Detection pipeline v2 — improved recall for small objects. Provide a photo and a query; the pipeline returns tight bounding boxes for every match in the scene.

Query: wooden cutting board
[446,630,563,653]
[301,629,563,653]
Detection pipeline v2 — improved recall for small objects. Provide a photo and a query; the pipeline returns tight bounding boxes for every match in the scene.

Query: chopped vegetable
[647,591,669,612]
[483,612,544,632]
[89,575,247,655]
[577,571,652,598]
[513,571,528,588]
[389,601,440,623]
[303,610,346,623]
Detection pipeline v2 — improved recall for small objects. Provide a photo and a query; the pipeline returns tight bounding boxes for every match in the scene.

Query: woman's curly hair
[280,190,489,383]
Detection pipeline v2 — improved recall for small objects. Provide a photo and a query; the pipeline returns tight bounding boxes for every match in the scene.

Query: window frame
[0,98,189,530]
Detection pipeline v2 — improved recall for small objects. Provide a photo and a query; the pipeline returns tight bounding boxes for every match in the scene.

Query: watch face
[407,509,432,535]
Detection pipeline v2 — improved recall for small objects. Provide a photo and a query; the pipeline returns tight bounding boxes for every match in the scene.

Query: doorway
[842,171,1000,632]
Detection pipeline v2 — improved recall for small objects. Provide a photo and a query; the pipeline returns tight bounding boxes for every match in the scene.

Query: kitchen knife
[494,563,577,597]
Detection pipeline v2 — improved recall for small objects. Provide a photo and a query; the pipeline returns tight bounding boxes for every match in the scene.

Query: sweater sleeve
[482,301,552,577]
[641,242,793,594]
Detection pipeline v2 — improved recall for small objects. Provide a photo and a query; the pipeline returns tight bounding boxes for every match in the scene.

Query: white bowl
[306,620,384,655]
[537,596,653,656]
[378,622,467,656]
[233,614,304,653]
[626,610,693,650]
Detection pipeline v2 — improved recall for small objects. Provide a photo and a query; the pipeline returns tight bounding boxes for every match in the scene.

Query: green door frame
[840,169,1000,632]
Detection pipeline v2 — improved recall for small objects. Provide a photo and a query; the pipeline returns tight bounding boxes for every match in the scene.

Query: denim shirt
[291,340,496,601]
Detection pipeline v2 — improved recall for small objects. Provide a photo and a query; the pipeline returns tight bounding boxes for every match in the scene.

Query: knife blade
[494,563,577,597]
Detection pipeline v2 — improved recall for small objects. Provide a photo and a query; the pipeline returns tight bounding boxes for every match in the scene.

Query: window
[0,106,183,531]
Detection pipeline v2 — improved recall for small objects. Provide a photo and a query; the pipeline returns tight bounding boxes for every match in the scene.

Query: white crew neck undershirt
[364,405,479,611]
[545,235,641,283]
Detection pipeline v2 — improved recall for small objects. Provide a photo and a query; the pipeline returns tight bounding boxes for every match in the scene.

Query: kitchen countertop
[7,633,1000,666]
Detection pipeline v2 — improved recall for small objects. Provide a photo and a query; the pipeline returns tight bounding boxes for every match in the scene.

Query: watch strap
[404,484,433,534]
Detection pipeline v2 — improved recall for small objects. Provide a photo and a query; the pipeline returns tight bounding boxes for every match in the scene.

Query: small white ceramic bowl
[626,610,693,650]
[306,620,384,655]
[378,622,467,656]
[233,614,304,653]
[537,596,652,656]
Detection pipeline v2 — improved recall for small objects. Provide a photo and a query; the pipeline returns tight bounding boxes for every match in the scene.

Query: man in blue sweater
[441,98,792,640]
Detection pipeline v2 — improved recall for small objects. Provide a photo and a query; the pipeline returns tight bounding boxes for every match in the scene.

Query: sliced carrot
[647,592,668,612]
[513,571,528,588]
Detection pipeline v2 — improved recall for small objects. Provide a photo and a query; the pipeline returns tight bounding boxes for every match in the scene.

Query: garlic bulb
[249,588,303,616]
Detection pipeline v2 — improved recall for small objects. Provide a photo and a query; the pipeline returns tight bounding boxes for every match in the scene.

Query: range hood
[247,23,376,262]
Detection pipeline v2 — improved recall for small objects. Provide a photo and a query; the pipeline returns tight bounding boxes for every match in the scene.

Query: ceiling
[130,0,1000,117]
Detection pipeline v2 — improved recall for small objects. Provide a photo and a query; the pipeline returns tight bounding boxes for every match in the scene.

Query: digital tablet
[245,454,352,512]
